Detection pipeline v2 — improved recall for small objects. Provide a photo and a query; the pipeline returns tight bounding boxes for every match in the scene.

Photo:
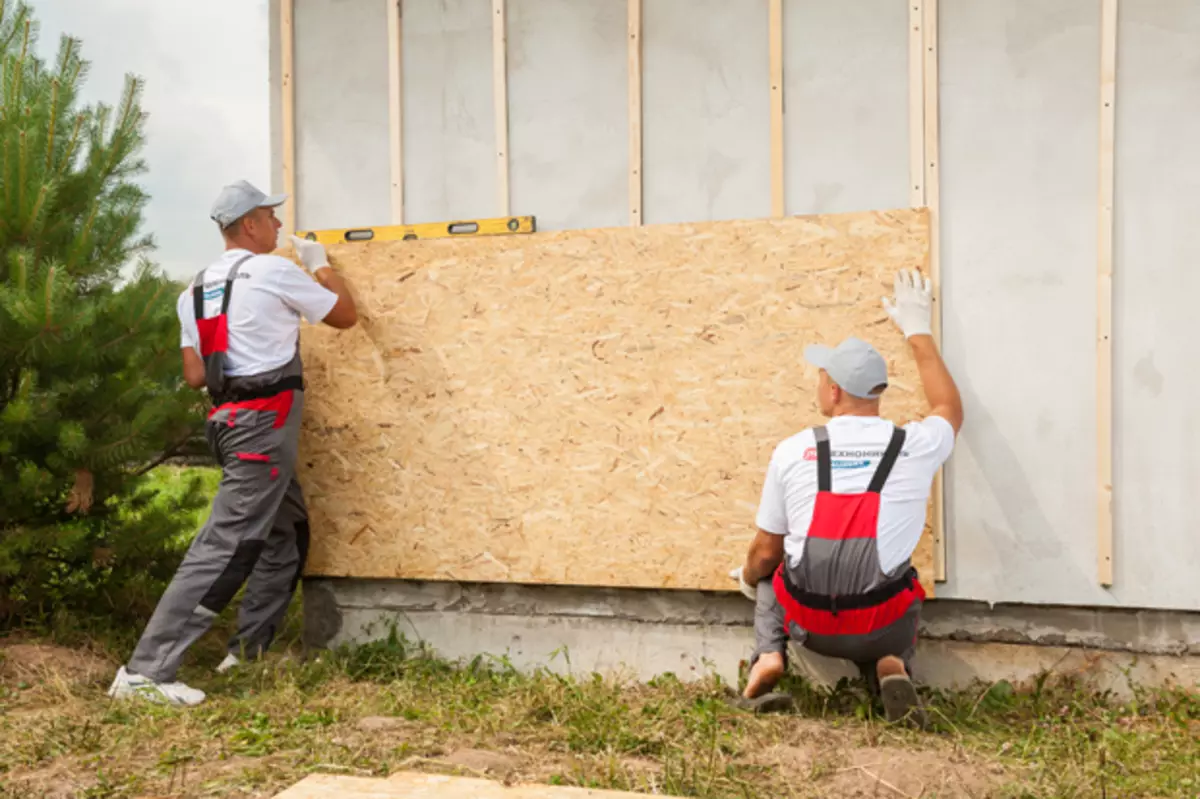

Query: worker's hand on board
[882,268,933,339]
[289,234,330,274]
[728,566,757,602]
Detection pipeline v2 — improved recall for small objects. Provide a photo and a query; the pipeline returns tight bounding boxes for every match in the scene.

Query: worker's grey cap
[804,337,889,399]
[210,180,287,228]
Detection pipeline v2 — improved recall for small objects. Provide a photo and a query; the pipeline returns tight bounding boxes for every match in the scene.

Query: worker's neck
[224,239,263,255]
[831,406,881,419]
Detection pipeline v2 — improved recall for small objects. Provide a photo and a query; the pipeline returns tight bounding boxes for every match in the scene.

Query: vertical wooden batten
[922,0,946,583]
[280,0,297,234]
[908,0,924,209]
[1097,0,1118,587]
[769,0,784,217]
[387,0,404,224]
[493,0,510,217]
[628,0,643,226]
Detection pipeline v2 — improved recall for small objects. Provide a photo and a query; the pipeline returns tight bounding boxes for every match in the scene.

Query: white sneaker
[107,666,206,706]
[216,654,240,674]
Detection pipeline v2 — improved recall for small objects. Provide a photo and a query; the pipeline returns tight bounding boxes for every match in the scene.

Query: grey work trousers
[126,390,309,683]
[751,578,922,694]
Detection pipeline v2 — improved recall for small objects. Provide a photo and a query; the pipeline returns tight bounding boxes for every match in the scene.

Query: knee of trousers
[199,539,267,616]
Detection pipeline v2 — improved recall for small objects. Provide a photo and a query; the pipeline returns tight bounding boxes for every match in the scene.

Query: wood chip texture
[274,772,680,797]
[296,208,936,594]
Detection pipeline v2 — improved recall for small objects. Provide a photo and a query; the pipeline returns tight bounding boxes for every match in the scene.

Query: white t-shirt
[177,249,338,377]
[755,415,955,575]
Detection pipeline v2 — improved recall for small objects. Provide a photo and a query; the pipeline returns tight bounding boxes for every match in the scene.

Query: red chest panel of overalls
[192,256,300,429]
[772,424,925,636]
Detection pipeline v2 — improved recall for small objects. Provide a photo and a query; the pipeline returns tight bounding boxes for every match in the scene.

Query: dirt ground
[0,637,1194,798]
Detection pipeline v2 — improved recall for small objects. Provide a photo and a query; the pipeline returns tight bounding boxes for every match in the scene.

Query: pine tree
[0,1,210,624]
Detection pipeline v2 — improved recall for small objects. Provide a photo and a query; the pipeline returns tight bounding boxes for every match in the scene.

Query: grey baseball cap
[210,180,287,228]
[804,337,889,399]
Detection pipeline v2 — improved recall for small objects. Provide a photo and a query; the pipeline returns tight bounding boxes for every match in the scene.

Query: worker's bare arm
[313,266,358,329]
[289,235,358,329]
[882,269,963,434]
[909,334,963,434]
[743,528,785,584]
[181,347,206,389]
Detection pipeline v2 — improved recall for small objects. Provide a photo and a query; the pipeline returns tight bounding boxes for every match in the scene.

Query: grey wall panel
[782,0,909,216]
[293,0,391,231]
[402,0,496,224]
[507,0,627,230]
[938,0,1107,606]
[642,0,770,225]
[1111,0,1200,610]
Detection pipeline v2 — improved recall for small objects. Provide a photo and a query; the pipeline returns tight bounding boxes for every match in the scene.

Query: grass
[1,616,1196,799]
[2,469,1196,796]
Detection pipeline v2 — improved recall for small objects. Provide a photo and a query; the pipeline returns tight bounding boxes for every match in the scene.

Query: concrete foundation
[304,579,1200,698]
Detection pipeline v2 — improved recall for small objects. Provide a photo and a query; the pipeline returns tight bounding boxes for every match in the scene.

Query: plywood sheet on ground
[274,773,669,798]
[296,208,936,593]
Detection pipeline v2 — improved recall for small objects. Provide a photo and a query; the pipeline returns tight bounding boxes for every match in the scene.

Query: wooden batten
[386,0,404,224]
[628,0,643,226]
[280,0,296,234]
[922,0,946,582]
[493,0,510,216]
[769,0,784,217]
[1097,0,1118,587]
[908,0,924,209]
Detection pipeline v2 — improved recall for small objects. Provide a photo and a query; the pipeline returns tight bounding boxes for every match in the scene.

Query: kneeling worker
[731,269,962,725]
[109,181,357,705]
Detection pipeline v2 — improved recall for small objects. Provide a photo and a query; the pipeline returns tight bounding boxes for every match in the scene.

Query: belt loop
[830,594,838,617]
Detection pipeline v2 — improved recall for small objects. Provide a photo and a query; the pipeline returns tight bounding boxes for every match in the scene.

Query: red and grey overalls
[755,424,926,681]
[126,257,311,683]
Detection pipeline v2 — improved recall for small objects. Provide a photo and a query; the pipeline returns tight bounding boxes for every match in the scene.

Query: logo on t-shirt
[803,446,908,469]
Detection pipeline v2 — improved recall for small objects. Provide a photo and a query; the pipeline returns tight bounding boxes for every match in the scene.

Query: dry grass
[0,627,1196,798]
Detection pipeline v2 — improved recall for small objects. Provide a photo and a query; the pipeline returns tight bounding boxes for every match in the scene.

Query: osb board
[296,208,937,594]
[274,773,669,798]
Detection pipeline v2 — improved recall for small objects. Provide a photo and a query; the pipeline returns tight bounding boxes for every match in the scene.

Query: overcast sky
[30,0,270,279]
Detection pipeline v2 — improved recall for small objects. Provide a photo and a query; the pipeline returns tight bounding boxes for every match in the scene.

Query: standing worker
[729,269,962,726]
[108,181,357,705]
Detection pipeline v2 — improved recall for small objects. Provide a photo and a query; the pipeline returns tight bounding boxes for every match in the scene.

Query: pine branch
[98,280,165,352]
[42,264,54,330]
[59,111,82,175]
[4,17,28,119]
[16,126,26,219]
[43,76,56,169]
[22,182,45,237]
[133,422,204,477]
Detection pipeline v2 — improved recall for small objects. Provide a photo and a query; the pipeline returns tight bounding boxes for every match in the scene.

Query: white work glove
[881,268,933,339]
[289,234,330,273]
[729,566,757,602]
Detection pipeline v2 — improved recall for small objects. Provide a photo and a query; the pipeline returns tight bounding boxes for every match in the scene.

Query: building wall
[273,0,1200,612]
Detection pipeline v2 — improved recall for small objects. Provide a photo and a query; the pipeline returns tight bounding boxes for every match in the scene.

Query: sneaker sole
[729,692,795,714]
[108,683,203,706]
[879,674,928,729]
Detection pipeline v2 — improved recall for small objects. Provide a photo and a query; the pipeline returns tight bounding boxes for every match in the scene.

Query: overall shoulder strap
[867,425,907,493]
[220,253,256,316]
[813,426,831,492]
[191,267,208,320]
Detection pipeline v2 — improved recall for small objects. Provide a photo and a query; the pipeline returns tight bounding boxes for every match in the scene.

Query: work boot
[107,666,206,707]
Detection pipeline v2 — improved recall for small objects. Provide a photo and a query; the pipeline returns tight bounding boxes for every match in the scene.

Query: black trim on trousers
[200,539,266,615]
[290,519,310,594]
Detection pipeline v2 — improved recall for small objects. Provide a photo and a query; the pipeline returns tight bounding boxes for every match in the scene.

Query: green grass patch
[1,622,1195,798]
